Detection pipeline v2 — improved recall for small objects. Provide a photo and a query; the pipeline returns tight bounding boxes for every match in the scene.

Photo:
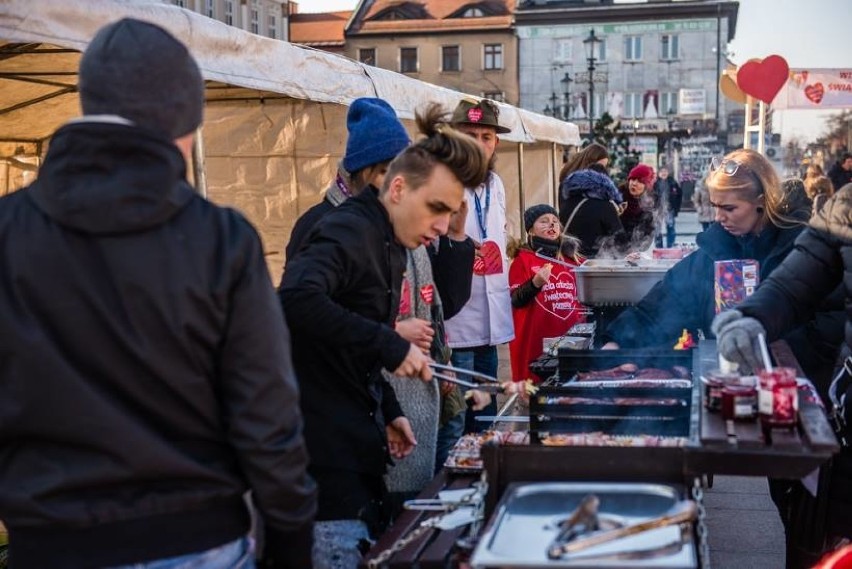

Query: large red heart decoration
[473,240,503,276]
[736,55,790,104]
[804,83,825,105]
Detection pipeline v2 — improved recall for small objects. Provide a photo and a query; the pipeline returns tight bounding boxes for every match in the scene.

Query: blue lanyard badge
[473,179,491,240]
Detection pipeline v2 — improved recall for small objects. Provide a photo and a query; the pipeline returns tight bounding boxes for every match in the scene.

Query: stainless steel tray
[574,259,677,306]
[471,482,697,568]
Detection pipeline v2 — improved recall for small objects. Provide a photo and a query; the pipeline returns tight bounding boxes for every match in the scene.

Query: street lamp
[582,29,601,139]
[560,72,573,119]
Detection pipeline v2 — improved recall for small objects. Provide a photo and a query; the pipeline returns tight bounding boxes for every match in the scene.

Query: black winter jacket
[737,185,852,537]
[0,121,316,568]
[558,170,624,257]
[601,216,840,363]
[279,187,410,520]
[737,186,851,399]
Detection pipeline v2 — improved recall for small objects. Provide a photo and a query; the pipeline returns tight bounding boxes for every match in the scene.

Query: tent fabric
[0,0,578,279]
[0,0,579,146]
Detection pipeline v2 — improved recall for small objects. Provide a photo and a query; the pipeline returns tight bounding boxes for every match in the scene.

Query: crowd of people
[0,17,850,569]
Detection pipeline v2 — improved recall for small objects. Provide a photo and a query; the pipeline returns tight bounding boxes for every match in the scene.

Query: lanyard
[473,177,491,240]
[335,173,352,198]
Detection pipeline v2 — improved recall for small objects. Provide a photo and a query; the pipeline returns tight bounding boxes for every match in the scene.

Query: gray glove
[711,309,766,374]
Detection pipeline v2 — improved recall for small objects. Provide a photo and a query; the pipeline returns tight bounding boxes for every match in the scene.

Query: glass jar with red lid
[758,367,798,429]
[721,376,758,421]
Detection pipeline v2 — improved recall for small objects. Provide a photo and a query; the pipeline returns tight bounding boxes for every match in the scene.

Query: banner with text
[774,69,852,110]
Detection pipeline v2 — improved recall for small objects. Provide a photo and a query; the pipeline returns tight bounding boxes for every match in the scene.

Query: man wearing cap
[0,19,315,569]
[443,99,515,435]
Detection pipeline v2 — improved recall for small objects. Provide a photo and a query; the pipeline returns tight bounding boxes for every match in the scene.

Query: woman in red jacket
[509,204,586,382]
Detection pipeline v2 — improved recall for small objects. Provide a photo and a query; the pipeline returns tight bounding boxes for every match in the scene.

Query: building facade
[344,0,518,105]
[163,0,289,41]
[516,0,738,175]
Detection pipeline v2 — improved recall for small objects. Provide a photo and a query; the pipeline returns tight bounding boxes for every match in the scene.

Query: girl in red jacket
[509,204,586,382]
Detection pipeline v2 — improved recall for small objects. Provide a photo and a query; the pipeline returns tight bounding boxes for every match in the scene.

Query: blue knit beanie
[342,98,410,174]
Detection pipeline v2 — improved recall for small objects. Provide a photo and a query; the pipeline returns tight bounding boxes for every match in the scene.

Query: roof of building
[290,10,351,47]
[348,0,514,36]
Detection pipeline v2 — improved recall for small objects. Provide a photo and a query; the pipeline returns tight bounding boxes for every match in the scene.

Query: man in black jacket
[713,184,851,567]
[0,19,316,569]
[653,166,682,248]
[280,104,488,568]
[828,153,852,193]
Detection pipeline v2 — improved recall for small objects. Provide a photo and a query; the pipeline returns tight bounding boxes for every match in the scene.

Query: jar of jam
[758,367,798,429]
[721,376,757,421]
[702,370,737,412]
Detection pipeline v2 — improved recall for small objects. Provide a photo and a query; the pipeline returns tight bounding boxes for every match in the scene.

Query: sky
[298,0,852,142]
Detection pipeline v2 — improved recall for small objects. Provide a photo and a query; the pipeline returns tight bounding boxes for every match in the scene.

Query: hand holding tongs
[428,362,505,393]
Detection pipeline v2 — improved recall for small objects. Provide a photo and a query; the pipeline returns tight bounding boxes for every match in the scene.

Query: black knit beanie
[79,18,204,139]
[524,204,558,232]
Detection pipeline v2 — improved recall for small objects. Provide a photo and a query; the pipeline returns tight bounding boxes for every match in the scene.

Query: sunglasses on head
[709,156,741,176]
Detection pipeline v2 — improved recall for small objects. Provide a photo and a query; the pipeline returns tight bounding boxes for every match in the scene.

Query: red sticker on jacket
[419,284,434,305]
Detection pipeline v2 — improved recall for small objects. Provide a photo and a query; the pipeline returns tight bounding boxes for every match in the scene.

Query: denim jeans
[665,212,677,247]
[435,410,465,473]
[313,520,372,569]
[111,536,254,569]
[452,346,499,433]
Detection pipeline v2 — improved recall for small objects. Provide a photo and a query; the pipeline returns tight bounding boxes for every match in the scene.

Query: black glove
[259,524,314,569]
[711,309,766,374]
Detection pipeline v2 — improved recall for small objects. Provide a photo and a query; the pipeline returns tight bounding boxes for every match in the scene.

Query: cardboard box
[714,259,760,313]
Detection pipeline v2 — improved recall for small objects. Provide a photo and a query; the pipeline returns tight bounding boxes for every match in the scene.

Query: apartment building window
[205,0,215,18]
[625,36,642,61]
[661,34,679,60]
[553,39,572,63]
[173,0,187,7]
[442,45,460,72]
[224,0,234,25]
[624,92,643,118]
[483,44,503,70]
[597,38,607,62]
[483,91,505,103]
[359,48,376,66]
[660,91,678,115]
[250,1,259,34]
[268,13,278,38]
[592,92,606,119]
[400,47,418,73]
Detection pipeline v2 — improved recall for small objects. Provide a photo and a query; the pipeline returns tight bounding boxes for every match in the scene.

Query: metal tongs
[428,362,505,393]
[548,499,698,558]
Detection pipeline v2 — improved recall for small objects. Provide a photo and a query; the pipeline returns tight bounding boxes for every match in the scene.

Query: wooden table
[362,471,478,568]
[684,340,839,479]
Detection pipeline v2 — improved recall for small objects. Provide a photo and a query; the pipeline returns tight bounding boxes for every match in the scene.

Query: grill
[573,259,677,306]
[530,348,694,442]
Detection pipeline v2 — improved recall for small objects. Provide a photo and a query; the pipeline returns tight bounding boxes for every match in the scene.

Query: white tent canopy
[0,0,580,279]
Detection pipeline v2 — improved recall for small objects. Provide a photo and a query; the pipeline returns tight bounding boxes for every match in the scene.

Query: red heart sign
[736,55,790,104]
[473,240,503,276]
[419,284,434,305]
[467,108,483,123]
[804,82,825,105]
